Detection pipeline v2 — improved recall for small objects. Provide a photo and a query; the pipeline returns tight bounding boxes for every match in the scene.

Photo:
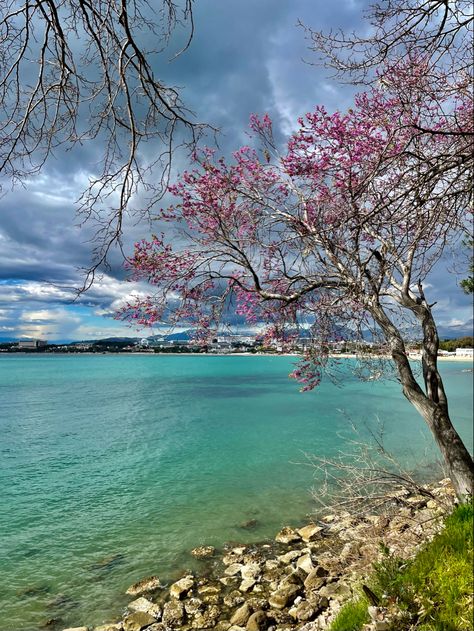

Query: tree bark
[371,300,474,500]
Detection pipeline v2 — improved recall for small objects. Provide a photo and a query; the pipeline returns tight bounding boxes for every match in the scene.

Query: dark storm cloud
[0,0,471,340]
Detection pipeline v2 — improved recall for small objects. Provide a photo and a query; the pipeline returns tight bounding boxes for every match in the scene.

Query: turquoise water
[0,355,472,631]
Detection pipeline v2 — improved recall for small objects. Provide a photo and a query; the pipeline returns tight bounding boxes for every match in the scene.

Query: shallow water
[0,355,472,630]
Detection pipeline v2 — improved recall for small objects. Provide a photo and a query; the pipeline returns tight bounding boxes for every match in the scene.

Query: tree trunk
[371,301,474,500]
[401,388,474,499]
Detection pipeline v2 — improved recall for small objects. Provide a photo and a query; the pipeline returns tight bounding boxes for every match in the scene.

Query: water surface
[0,355,472,630]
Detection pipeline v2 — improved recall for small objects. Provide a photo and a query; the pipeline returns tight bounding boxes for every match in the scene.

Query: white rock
[297,524,323,542]
[169,575,194,599]
[296,553,314,574]
[127,597,161,618]
[240,563,260,580]
[224,563,243,576]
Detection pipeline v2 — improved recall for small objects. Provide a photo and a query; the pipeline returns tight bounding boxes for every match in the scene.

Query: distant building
[455,348,474,357]
[18,339,47,349]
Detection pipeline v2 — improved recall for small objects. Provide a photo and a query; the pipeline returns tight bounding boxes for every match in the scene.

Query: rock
[162,600,184,626]
[94,625,123,631]
[184,597,203,615]
[297,524,323,542]
[303,566,329,591]
[246,610,267,631]
[230,603,252,626]
[191,604,220,629]
[126,577,162,596]
[277,550,301,564]
[288,600,315,622]
[18,584,51,598]
[306,592,329,612]
[279,568,305,588]
[319,580,351,601]
[224,563,243,576]
[220,576,238,587]
[191,546,215,559]
[240,519,259,529]
[40,619,62,628]
[274,527,301,545]
[296,554,314,575]
[169,575,194,599]
[246,596,268,612]
[241,563,261,581]
[90,553,125,572]
[223,547,247,565]
[62,628,88,631]
[123,612,156,631]
[224,590,245,608]
[239,578,256,592]
[214,623,231,631]
[268,584,300,609]
[127,597,161,619]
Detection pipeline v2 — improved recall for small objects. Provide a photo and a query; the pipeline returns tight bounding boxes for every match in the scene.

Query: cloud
[0,1,471,342]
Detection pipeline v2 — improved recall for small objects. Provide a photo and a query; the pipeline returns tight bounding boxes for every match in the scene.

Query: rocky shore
[62,480,457,631]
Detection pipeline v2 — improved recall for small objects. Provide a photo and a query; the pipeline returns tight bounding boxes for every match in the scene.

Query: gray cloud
[0,1,471,341]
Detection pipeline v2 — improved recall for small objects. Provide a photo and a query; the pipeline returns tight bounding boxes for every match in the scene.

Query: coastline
[60,479,458,631]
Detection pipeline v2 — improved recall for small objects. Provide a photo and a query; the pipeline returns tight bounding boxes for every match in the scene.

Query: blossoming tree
[121,63,473,498]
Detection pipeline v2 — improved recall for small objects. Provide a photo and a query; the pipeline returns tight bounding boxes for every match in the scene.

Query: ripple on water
[0,355,472,630]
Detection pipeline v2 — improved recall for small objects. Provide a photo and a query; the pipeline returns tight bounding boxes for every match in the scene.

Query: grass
[329,597,369,630]
[329,502,473,631]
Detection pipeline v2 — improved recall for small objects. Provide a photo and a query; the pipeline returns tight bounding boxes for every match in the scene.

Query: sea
[0,354,472,631]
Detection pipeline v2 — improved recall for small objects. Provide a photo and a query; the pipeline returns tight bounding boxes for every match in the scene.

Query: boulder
[297,524,323,542]
[239,578,256,593]
[288,600,315,622]
[62,628,88,631]
[241,563,261,581]
[319,580,351,600]
[169,575,194,599]
[126,577,162,597]
[230,602,252,626]
[268,584,300,609]
[94,625,123,631]
[246,610,267,631]
[162,600,184,626]
[274,527,301,545]
[223,547,246,565]
[127,597,161,619]
[277,550,301,564]
[184,597,203,615]
[303,566,329,591]
[190,604,220,629]
[224,590,245,608]
[191,546,215,559]
[240,519,259,530]
[123,612,156,631]
[224,562,244,576]
[296,554,314,575]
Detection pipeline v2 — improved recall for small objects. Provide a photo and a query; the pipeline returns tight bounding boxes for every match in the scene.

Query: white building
[455,348,474,357]
[18,339,47,349]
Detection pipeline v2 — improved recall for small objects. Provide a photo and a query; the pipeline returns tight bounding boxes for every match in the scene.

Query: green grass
[329,503,473,631]
[329,598,369,631]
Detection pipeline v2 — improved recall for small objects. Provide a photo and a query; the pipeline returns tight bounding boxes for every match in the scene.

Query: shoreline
[59,479,457,631]
[2,351,472,362]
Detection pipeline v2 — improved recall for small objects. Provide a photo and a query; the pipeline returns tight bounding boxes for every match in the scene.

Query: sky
[0,0,472,342]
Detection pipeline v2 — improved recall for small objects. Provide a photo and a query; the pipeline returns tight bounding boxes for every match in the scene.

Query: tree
[460,238,473,294]
[0,0,207,287]
[120,63,473,499]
